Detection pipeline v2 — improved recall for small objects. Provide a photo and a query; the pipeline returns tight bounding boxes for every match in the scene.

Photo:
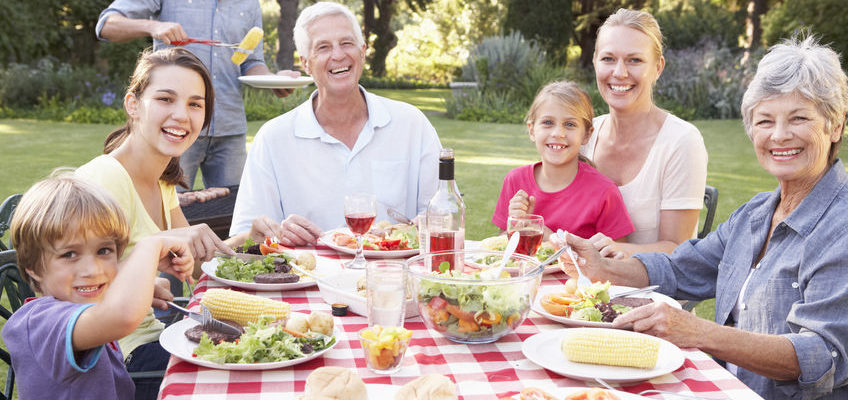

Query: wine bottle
[425,148,466,271]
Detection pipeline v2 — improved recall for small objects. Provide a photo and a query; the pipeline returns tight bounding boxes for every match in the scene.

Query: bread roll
[303,367,366,400]
[394,374,457,400]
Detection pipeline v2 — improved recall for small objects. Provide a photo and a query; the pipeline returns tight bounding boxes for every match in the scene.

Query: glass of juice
[507,214,544,256]
[344,193,377,269]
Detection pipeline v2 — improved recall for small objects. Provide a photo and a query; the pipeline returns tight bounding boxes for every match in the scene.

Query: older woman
[582,9,708,257]
[561,36,848,399]
[230,1,441,246]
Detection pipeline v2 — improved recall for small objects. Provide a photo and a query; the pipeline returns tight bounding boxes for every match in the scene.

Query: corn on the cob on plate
[521,327,685,383]
[200,288,289,326]
[561,328,659,369]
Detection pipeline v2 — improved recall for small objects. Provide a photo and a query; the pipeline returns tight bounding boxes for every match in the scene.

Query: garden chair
[1,249,36,400]
[0,194,22,251]
[698,185,719,239]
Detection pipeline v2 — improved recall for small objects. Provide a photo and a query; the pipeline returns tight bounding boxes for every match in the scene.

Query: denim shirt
[96,0,266,137]
[636,160,848,400]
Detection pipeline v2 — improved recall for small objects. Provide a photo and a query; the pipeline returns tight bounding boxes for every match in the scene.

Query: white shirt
[582,113,708,244]
[231,88,441,234]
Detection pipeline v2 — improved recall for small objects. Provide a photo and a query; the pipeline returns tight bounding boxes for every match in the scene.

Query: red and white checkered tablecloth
[157,245,762,400]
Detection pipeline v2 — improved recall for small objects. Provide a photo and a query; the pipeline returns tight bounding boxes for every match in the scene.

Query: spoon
[609,285,660,299]
[556,229,592,295]
[481,232,520,280]
[387,207,414,225]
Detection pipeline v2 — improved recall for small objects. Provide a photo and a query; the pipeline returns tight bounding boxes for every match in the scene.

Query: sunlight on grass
[0,124,28,135]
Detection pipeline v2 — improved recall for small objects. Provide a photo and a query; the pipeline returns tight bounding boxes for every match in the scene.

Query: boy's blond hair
[10,171,130,292]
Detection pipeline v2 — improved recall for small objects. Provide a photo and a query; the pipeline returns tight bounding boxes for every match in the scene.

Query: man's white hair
[293,2,365,59]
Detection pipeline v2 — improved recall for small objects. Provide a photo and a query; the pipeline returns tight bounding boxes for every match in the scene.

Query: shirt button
[792,282,800,289]
[741,303,747,310]
[240,12,245,16]
[833,351,839,358]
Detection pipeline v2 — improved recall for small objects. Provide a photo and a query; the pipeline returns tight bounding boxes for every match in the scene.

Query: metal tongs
[166,301,242,336]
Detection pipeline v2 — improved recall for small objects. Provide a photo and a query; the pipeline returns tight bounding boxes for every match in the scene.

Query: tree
[572,0,646,69]
[362,0,431,77]
[504,0,573,65]
[762,0,848,60]
[276,0,299,70]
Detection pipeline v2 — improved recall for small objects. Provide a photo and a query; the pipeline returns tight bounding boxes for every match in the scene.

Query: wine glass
[344,193,377,269]
[506,214,545,256]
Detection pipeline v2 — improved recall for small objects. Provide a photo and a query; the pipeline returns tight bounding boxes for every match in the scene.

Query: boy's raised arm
[71,235,193,351]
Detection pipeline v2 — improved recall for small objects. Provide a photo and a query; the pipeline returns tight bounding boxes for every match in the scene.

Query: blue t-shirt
[1,297,134,399]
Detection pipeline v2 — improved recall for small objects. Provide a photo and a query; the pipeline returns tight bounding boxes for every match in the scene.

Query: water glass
[366,260,407,328]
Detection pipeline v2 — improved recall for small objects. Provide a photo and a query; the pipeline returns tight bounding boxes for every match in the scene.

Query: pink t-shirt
[492,162,634,240]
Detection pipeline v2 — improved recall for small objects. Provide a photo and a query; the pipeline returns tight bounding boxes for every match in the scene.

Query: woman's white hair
[293,2,365,59]
[741,35,848,147]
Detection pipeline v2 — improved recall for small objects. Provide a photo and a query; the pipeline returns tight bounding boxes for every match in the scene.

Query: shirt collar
[292,86,390,142]
[777,159,848,237]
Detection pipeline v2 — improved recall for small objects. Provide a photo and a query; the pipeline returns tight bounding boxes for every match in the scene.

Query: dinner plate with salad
[160,314,339,370]
[319,222,419,258]
[201,250,332,291]
[470,235,562,274]
[532,281,680,328]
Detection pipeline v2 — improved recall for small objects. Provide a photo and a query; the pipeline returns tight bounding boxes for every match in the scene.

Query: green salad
[216,253,292,282]
[566,281,632,322]
[193,317,336,364]
[418,268,530,339]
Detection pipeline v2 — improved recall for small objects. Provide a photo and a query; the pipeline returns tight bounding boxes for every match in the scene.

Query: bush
[242,86,312,121]
[0,57,122,110]
[359,75,447,89]
[762,0,848,60]
[655,41,760,120]
[653,0,744,50]
[445,90,527,124]
[460,32,545,96]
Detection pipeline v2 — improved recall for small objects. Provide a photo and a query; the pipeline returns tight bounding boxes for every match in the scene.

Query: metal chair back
[698,185,719,239]
[0,249,35,400]
[0,194,22,250]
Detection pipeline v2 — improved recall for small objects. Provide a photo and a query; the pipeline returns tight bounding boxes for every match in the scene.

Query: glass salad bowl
[406,249,543,344]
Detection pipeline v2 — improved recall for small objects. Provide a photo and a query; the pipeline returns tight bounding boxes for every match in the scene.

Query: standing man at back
[97,0,300,191]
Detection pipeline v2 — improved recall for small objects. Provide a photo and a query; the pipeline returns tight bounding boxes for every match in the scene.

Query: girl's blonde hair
[595,8,664,63]
[10,171,130,292]
[526,81,595,165]
[104,47,214,189]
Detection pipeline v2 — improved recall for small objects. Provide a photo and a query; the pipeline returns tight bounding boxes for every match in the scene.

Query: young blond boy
[1,174,193,399]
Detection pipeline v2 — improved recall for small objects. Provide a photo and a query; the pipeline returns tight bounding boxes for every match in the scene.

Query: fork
[556,229,592,294]
[595,378,711,399]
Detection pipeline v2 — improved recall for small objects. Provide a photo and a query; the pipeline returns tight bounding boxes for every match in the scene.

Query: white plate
[509,386,646,399]
[522,328,685,383]
[202,251,335,291]
[160,313,339,370]
[316,270,419,318]
[532,285,680,328]
[319,228,419,259]
[237,75,314,89]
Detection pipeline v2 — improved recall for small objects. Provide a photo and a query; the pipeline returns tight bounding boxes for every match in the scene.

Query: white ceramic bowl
[316,270,419,318]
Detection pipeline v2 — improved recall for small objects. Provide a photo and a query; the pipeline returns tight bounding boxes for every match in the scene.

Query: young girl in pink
[492,81,634,241]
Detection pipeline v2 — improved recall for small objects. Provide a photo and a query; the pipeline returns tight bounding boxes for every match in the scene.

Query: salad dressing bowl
[407,249,543,344]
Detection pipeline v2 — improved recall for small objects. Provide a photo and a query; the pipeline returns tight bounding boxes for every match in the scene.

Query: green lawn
[0,88,790,241]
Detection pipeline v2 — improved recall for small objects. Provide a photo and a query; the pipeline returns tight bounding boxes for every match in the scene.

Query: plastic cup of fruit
[358,325,412,374]
[407,249,542,344]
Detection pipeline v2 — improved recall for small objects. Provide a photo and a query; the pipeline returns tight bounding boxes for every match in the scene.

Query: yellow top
[76,154,179,359]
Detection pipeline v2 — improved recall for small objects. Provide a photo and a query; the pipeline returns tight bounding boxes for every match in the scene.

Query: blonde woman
[583,9,708,257]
